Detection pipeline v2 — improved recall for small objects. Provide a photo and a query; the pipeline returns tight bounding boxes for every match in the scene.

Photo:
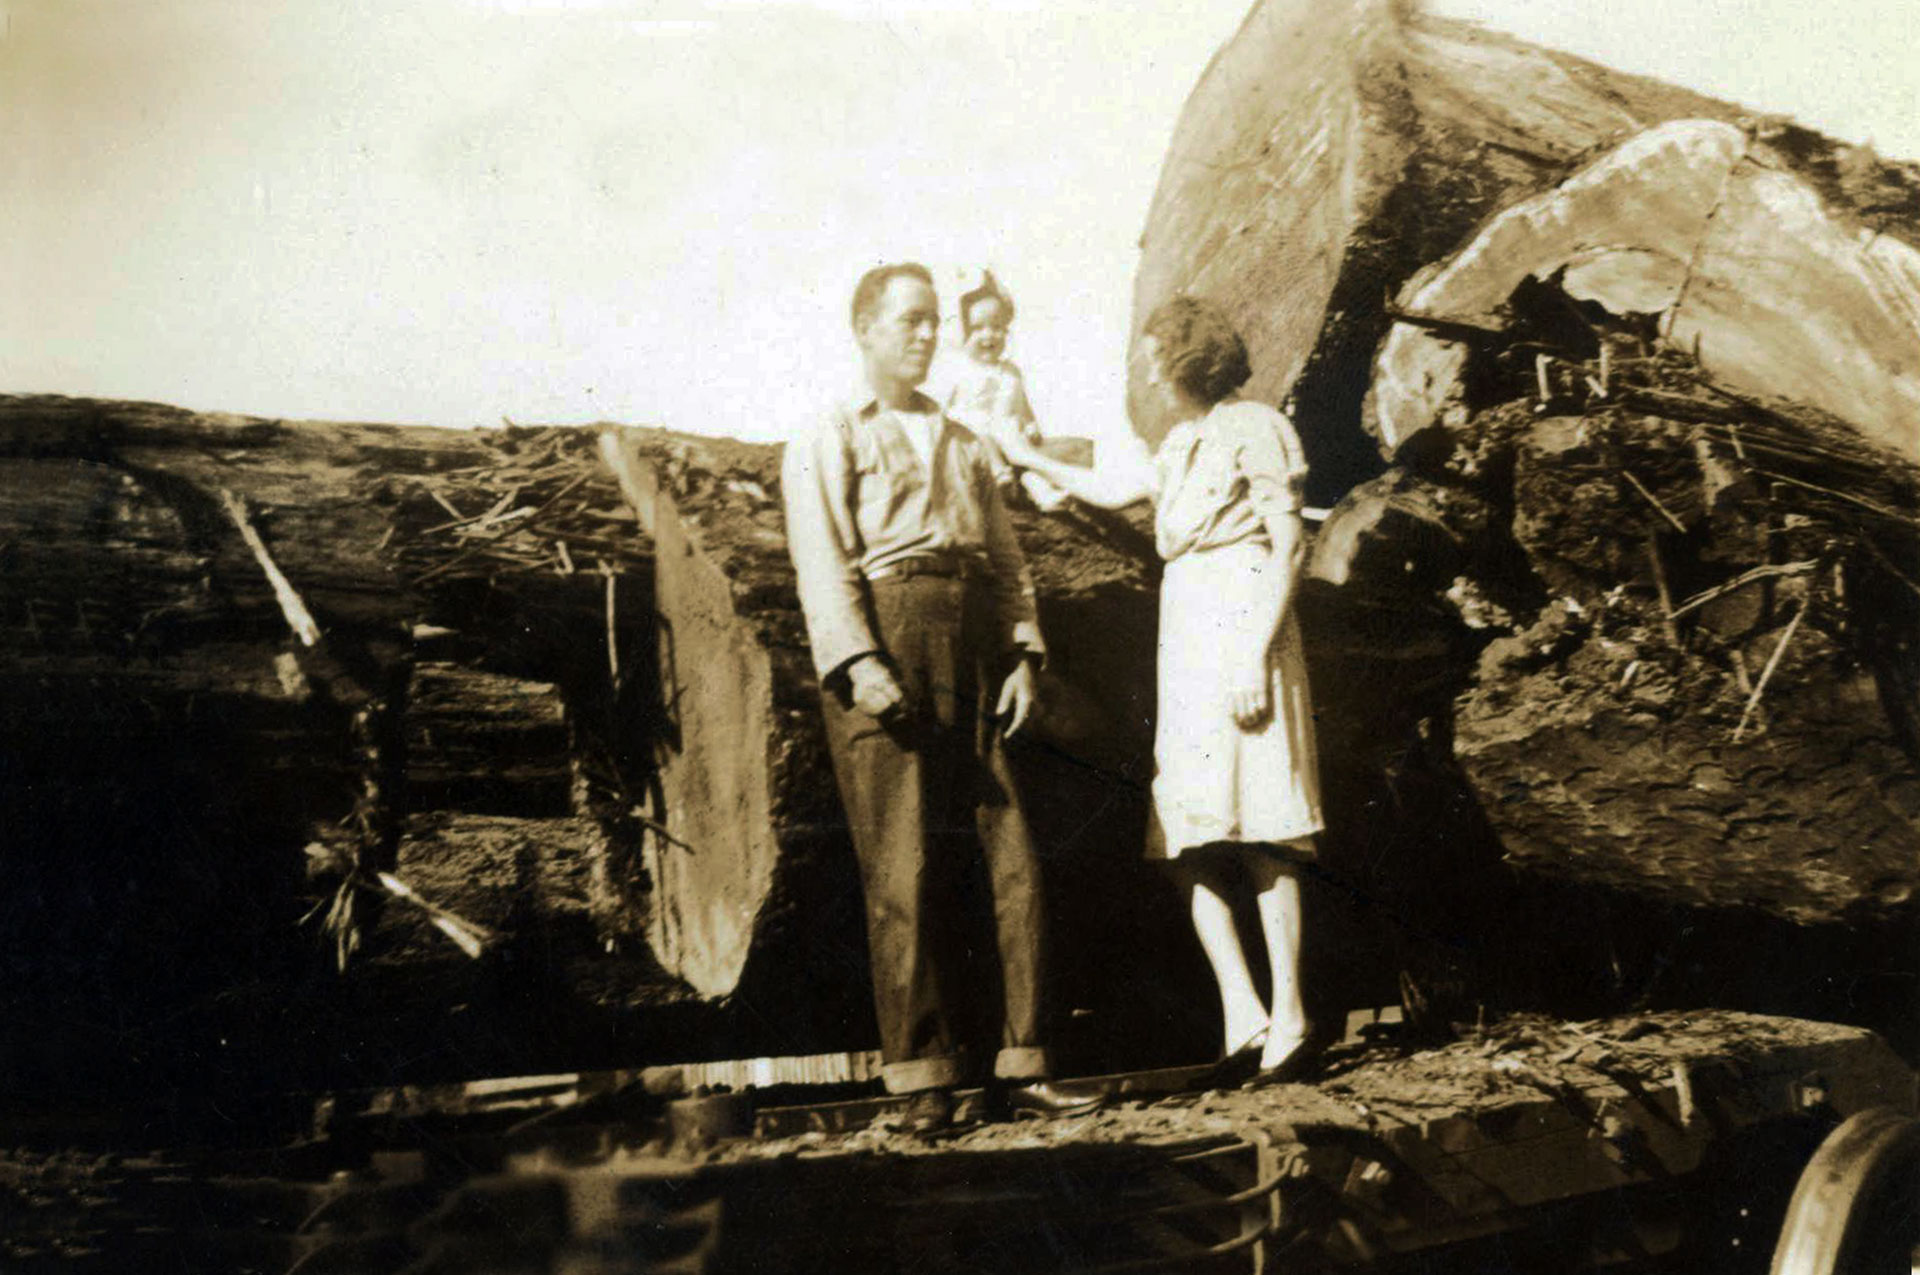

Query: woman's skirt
[1149,537,1324,859]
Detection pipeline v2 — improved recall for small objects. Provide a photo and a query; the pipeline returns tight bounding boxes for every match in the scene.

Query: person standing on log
[781,262,1094,1133]
[998,295,1328,1085]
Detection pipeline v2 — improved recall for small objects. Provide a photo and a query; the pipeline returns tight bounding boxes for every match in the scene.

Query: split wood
[1621,470,1688,535]
[219,489,322,646]
[602,561,621,692]
[375,871,498,959]
[413,471,592,582]
[1670,561,1817,619]
[1644,536,1681,647]
[1733,602,1809,743]
[426,487,466,521]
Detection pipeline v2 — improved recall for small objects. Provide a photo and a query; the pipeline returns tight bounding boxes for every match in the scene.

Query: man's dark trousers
[821,572,1050,1095]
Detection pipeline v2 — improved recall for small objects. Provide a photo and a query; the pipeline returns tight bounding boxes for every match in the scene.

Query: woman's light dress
[1127,399,1324,859]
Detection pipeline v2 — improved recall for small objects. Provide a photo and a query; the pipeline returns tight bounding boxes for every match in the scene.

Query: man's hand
[1229,660,1272,731]
[847,655,907,720]
[996,657,1039,737]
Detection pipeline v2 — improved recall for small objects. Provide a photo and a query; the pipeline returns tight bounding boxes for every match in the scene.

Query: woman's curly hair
[1141,295,1251,407]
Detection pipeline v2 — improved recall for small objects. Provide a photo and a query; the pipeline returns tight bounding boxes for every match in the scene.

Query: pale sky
[3,0,1916,446]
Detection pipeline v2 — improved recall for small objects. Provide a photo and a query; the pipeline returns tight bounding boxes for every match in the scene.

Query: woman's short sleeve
[1234,404,1308,519]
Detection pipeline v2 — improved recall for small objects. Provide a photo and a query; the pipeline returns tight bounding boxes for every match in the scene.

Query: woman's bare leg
[1185,858,1269,1056]
[1246,849,1308,1068]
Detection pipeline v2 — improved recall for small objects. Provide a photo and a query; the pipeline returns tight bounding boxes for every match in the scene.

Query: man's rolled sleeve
[782,416,881,681]
[980,476,1047,665]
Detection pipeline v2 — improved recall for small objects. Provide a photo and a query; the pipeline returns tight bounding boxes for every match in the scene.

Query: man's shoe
[902,1087,955,1136]
[1005,1080,1103,1118]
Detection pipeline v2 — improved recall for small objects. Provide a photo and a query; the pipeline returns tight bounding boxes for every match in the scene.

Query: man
[782,262,1088,1131]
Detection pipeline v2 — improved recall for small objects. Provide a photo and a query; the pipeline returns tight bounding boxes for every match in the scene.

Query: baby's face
[963,297,1011,362]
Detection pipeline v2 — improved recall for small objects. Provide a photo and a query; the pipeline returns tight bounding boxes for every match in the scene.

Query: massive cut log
[1451,389,1920,916]
[598,428,1202,1068]
[0,395,466,1088]
[1331,114,1920,932]
[1135,4,1920,1031]
[1130,0,1763,495]
[1367,119,1920,458]
[1292,364,1920,1038]
[1303,335,1920,1005]
[0,395,676,1091]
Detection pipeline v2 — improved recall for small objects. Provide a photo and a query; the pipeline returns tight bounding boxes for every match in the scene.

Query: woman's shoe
[1241,1032,1329,1089]
[1199,1028,1269,1090]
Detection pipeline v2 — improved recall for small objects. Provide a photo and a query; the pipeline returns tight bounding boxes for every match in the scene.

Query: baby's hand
[998,431,1044,468]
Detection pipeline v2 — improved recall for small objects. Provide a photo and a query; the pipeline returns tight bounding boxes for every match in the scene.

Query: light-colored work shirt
[895,406,941,471]
[781,388,1046,680]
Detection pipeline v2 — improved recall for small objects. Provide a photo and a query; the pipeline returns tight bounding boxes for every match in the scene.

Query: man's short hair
[851,262,936,332]
[1142,295,1252,406]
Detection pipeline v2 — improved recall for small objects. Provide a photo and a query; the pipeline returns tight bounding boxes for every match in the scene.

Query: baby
[944,271,1067,511]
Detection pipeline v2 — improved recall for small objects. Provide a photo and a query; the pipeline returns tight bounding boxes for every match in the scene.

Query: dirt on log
[1438,366,1920,926]
[1300,329,1920,1038]
[1341,108,1920,935]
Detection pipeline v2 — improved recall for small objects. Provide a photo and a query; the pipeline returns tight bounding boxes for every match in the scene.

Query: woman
[998,295,1325,1084]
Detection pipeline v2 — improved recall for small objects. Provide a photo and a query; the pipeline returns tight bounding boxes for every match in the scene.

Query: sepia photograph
[3,0,1919,1269]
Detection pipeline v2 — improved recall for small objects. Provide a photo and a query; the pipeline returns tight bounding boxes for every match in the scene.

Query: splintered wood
[386,428,647,588]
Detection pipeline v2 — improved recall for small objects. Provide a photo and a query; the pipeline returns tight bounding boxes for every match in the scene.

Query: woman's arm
[1227,410,1311,729]
[1226,511,1305,729]
[995,430,1156,509]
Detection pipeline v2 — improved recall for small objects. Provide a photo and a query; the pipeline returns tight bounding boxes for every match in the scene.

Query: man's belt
[867,552,987,582]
